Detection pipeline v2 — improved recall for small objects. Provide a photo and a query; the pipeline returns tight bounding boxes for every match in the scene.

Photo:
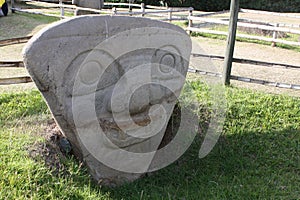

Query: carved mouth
[97,90,179,149]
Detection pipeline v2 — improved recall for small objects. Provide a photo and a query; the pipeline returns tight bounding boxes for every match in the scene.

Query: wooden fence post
[271,23,279,47]
[188,8,193,35]
[168,7,173,22]
[71,0,78,16]
[112,7,117,15]
[141,3,145,17]
[129,3,132,16]
[74,8,78,16]
[223,0,239,85]
[11,0,15,13]
[59,0,64,19]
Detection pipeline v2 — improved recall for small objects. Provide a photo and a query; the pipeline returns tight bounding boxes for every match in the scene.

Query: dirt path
[192,37,300,96]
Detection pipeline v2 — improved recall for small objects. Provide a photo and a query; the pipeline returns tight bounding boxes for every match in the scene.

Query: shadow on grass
[2,87,299,199]
[104,127,299,199]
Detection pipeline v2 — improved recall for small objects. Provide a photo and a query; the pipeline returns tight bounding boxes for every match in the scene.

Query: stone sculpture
[73,0,104,10]
[23,15,192,186]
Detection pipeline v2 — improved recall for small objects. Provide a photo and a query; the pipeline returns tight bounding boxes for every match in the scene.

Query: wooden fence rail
[194,10,229,17]
[191,53,300,69]
[145,5,168,10]
[11,7,69,18]
[0,36,32,47]
[187,13,300,47]
[0,76,32,85]
[188,68,300,90]
[188,28,300,46]
[238,18,300,29]
[14,0,192,20]
[103,2,142,8]
[230,75,300,90]
[113,8,193,16]
[12,2,112,15]
[188,16,300,35]
[1,57,299,88]
[240,9,300,19]
[0,61,24,67]
[3,2,300,89]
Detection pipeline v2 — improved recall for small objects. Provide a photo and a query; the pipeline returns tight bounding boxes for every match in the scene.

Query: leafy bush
[240,0,300,12]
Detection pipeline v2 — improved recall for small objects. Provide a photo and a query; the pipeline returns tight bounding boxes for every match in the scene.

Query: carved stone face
[64,48,188,148]
[23,16,192,185]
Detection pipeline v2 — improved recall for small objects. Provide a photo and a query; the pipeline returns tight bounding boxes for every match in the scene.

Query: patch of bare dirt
[28,119,72,175]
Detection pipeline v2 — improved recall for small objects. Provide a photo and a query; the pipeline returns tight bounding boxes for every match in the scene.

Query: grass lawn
[0,80,299,199]
[0,12,58,41]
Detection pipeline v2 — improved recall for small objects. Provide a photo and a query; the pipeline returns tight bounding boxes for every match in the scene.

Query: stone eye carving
[64,49,121,98]
[153,45,183,74]
[160,53,176,73]
[79,61,103,85]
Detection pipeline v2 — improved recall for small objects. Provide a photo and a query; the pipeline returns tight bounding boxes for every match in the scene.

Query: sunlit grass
[0,81,299,199]
[0,12,58,41]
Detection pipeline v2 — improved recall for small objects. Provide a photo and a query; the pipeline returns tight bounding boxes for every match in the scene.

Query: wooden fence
[240,9,300,19]
[0,36,32,47]
[0,60,31,85]
[1,57,300,89]
[0,76,32,85]
[12,0,193,21]
[2,2,300,89]
[189,53,300,90]
[187,8,300,47]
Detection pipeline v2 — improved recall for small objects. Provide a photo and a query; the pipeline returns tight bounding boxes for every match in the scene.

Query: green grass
[171,21,188,28]
[0,90,49,126]
[0,81,299,199]
[47,11,75,17]
[206,24,300,43]
[0,90,111,199]
[0,12,58,41]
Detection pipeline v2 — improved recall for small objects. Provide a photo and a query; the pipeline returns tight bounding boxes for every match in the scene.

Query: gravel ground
[192,37,300,97]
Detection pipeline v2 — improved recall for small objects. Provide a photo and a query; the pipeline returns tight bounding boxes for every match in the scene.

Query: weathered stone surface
[73,0,104,9]
[23,16,191,186]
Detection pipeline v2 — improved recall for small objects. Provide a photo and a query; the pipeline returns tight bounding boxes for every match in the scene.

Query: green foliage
[240,0,300,12]
[0,85,299,199]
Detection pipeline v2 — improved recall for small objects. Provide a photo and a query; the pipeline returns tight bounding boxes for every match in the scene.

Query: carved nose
[106,85,150,115]
[106,83,174,115]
